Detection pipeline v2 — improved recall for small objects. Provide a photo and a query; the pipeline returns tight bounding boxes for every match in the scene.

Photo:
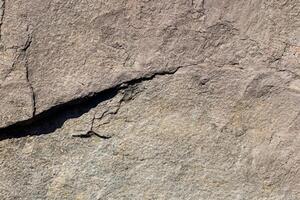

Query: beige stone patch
[289,79,300,93]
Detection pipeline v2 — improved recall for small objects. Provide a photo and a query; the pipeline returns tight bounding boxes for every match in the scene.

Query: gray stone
[1,0,299,128]
[0,0,299,199]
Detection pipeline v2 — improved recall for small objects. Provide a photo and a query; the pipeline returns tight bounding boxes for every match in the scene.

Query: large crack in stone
[1,60,298,139]
[0,1,300,199]
[0,64,192,139]
[1,65,299,199]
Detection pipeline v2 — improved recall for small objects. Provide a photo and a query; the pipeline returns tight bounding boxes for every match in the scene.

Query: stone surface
[0,0,299,128]
[0,0,300,199]
[1,66,300,199]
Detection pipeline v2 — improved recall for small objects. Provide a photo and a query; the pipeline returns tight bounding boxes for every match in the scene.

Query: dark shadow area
[0,87,119,141]
[0,68,179,141]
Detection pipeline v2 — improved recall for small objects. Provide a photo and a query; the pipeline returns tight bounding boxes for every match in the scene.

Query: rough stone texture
[0,0,300,199]
[1,0,299,128]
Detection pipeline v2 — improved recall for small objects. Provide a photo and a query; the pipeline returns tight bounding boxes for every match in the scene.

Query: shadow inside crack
[0,88,119,141]
[0,68,181,141]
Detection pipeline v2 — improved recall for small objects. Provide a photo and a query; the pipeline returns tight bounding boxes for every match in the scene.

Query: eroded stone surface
[0,0,299,128]
[1,66,299,199]
[0,1,300,199]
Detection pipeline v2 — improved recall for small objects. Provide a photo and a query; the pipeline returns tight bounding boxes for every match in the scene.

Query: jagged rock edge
[0,63,198,139]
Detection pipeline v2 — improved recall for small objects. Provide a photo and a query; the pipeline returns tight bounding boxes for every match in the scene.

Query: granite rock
[0,0,299,199]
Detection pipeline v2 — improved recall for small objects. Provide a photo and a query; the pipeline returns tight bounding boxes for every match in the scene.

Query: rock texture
[0,0,299,199]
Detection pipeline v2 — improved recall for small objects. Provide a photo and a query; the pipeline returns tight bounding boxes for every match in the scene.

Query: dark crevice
[0,67,183,141]
[0,86,119,140]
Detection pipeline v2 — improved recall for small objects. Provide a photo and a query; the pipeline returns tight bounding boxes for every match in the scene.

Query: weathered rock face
[0,0,299,199]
